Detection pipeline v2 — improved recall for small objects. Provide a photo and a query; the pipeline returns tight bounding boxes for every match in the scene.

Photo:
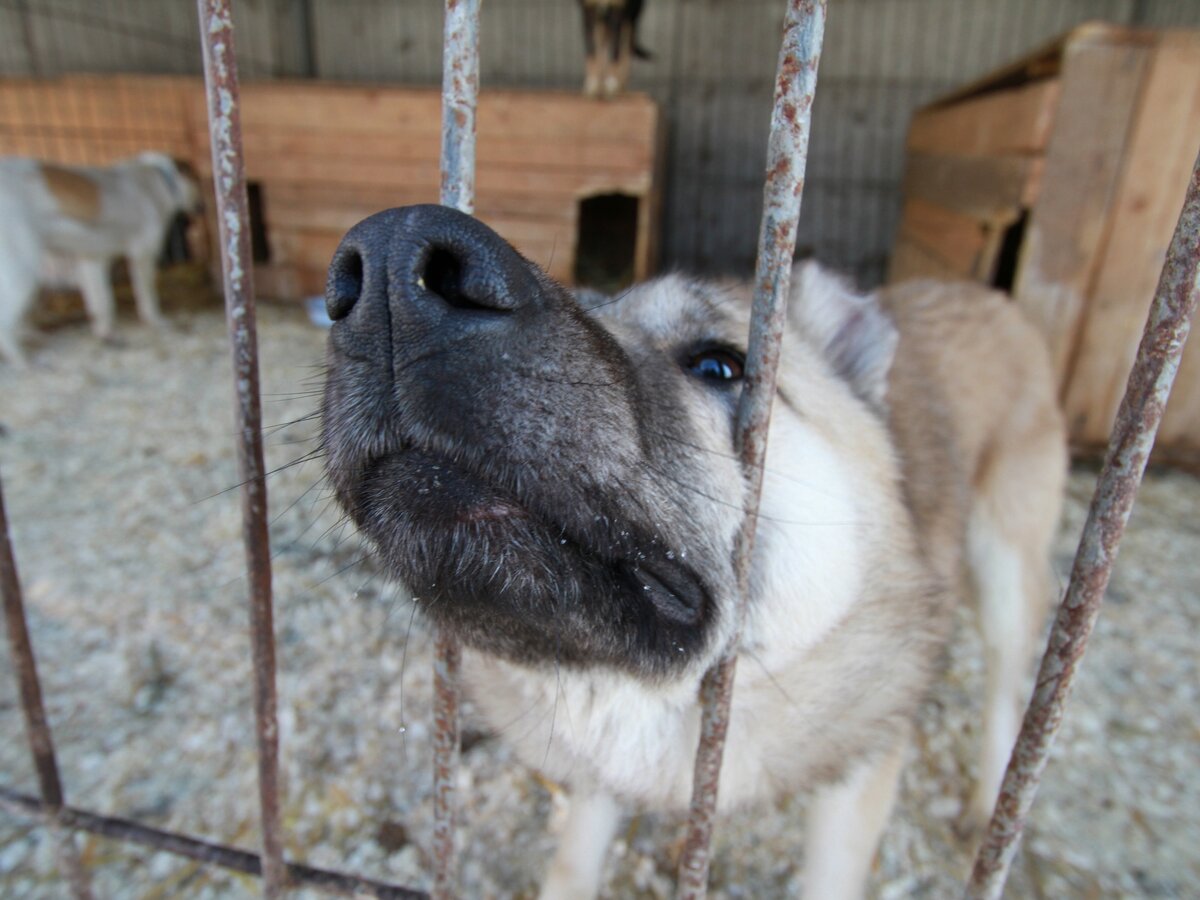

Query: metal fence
[2,0,1199,897]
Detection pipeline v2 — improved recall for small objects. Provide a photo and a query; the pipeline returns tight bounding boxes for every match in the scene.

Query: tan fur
[882,278,1067,592]
[40,163,101,223]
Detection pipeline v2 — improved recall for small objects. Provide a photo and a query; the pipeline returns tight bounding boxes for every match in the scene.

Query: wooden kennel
[0,74,663,297]
[889,23,1200,464]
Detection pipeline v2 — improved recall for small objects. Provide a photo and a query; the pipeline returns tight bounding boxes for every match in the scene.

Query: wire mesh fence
[1,1,1198,898]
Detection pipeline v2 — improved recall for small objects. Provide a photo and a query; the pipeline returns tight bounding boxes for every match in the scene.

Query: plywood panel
[901,152,1042,219]
[888,233,965,283]
[1061,32,1200,447]
[894,199,988,276]
[907,79,1061,156]
[1012,38,1152,381]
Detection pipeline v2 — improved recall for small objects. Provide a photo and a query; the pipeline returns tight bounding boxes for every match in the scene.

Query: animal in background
[0,153,200,367]
[579,0,651,97]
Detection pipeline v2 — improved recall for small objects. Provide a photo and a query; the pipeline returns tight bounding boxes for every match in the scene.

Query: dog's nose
[325,204,541,327]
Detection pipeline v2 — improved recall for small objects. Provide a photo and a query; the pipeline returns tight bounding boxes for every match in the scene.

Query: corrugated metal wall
[2,0,1198,286]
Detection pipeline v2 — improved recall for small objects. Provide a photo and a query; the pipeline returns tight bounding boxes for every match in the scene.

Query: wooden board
[1060,32,1200,448]
[907,79,1061,156]
[888,234,965,284]
[892,199,988,277]
[900,152,1042,219]
[1012,37,1153,381]
[0,75,663,295]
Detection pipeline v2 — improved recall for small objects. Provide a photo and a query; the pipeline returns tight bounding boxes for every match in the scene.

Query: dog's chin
[342,447,716,677]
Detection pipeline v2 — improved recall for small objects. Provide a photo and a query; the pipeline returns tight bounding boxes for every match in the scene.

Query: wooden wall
[0,75,661,298]
[3,1,1199,288]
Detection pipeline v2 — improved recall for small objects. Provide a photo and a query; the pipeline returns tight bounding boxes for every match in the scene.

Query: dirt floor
[0,283,1198,898]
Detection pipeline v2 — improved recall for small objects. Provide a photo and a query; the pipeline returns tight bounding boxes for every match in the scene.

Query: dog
[0,152,200,367]
[320,205,1066,898]
[580,0,651,98]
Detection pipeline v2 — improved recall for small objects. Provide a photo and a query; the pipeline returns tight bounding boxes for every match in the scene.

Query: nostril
[423,246,466,307]
[327,248,363,321]
[422,245,509,312]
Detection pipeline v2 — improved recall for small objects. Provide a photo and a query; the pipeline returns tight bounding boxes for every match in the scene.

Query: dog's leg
[802,739,907,900]
[538,790,621,900]
[964,433,1064,833]
[602,5,625,97]
[581,3,602,97]
[128,253,166,329]
[76,258,117,342]
[0,267,34,368]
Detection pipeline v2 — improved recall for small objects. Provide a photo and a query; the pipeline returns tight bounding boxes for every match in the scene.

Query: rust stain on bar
[432,2,480,898]
[676,3,827,898]
[0,787,427,899]
[966,147,1200,899]
[195,1,286,897]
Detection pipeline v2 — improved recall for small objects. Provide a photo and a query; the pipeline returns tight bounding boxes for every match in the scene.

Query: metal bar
[0,475,93,899]
[966,146,1200,898]
[0,476,63,808]
[195,2,286,897]
[431,632,462,900]
[440,0,480,216]
[676,3,827,897]
[0,787,427,899]
[432,3,480,898]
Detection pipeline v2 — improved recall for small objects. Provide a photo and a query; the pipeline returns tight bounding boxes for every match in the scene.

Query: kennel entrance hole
[990,210,1028,293]
[574,192,639,292]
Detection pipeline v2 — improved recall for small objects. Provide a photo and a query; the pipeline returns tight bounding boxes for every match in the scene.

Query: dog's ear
[787,261,897,410]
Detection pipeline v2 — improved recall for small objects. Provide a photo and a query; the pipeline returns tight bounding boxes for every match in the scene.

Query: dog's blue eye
[687,348,745,382]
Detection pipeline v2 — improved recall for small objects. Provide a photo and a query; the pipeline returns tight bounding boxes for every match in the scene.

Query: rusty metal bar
[1,475,93,899]
[432,2,480,898]
[676,3,827,897]
[195,1,286,897]
[0,787,427,899]
[0,477,63,809]
[965,147,1200,898]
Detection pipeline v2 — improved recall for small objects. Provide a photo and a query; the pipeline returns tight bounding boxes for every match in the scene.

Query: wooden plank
[907,79,1061,156]
[194,152,652,200]
[237,128,655,174]
[260,182,575,224]
[1061,32,1200,448]
[887,233,967,284]
[265,193,575,235]
[1013,37,1152,382]
[219,82,658,143]
[894,198,987,276]
[901,152,1040,219]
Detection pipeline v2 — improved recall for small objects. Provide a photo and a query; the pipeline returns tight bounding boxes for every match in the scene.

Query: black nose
[325,204,541,325]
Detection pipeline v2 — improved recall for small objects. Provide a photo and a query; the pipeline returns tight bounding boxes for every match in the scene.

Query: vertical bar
[433,2,480,898]
[676,3,827,898]
[0,475,93,900]
[966,146,1200,899]
[195,2,286,897]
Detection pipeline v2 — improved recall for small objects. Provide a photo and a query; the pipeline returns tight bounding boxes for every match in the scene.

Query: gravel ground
[0,287,1197,898]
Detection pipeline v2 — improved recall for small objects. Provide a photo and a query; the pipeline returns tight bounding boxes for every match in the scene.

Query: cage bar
[676,3,828,897]
[965,145,1200,899]
[0,788,425,899]
[194,1,286,896]
[431,2,481,898]
[0,477,93,899]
